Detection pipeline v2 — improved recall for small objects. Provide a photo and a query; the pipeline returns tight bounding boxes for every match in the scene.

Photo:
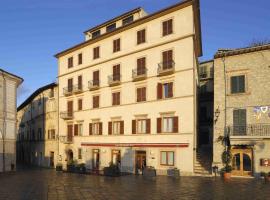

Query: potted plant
[261,172,270,182]
[217,129,232,180]
[56,163,63,171]
[167,167,180,178]
[76,163,86,173]
[67,160,77,173]
[143,166,156,177]
[104,162,120,177]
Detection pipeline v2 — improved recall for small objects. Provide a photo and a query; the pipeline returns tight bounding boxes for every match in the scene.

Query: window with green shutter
[231,75,245,94]
[233,109,246,135]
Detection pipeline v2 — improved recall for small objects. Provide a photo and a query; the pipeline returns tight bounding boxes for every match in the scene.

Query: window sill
[227,92,250,96]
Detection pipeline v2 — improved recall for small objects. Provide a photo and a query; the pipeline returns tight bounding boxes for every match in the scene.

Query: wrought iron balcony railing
[108,74,121,86]
[132,68,147,81]
[228,124,270,137]
[59,136,73,144]
[73,84,83,94]
[157,60,175,75]
[60,111,73,120]
[63,86,73,96]
[88,80,100,90]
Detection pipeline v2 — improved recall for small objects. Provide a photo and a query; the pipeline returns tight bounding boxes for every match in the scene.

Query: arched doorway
[67,149,73,163]
[231,148,253,176]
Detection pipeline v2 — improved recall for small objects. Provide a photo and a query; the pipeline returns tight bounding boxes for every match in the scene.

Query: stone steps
[194,149,213,176]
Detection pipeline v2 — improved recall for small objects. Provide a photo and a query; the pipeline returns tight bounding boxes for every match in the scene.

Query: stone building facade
[55,0,202,175]
[213,44,270,177]
[17,83,58,168]
[0,69,23,172]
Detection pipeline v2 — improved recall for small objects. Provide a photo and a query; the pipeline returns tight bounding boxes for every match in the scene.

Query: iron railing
[158,60,175,74]
[108,74,121,85]
[132,68,147,80]
[60,111,73,120]
[88,80,100,90]
[228,124,270,136]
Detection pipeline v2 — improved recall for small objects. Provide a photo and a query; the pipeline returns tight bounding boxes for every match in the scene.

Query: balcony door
[233,109,246,135]
[231,148,253,176]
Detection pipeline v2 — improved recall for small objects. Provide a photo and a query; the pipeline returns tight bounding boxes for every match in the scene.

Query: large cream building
[0,69,23,172]
[55,0,202,175]
[17,83,58,168]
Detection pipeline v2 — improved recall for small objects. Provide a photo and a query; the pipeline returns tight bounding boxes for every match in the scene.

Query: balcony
[108,74,121,86]
[88,80,100,91]
[59,136,73,144]
[132,68,147,81]
[157,60,175,76]
[73,84,83,94]
[63,87,73,96]
[60,111,73,120]
[228,124,270,137]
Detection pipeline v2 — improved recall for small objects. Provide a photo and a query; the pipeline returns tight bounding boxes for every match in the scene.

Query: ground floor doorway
[135,151,146,175]
[92,149,100,170]
[231,147,253,176]
[50,152,54,167]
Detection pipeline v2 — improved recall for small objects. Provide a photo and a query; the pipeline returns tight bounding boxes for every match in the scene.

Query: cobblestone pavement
[0,168,270,200]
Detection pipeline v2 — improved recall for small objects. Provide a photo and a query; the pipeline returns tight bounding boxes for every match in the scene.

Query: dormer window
[92,30,101,39]
[106,23,116,33]
[122,15,134,26]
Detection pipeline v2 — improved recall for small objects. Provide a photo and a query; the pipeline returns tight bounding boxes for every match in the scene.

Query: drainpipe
[1,70,7,172]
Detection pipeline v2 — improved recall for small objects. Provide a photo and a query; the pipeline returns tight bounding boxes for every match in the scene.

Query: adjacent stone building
[0,69,23,172]
[213,44,270,177]
[55,0,202,175]
[17,83,58,168]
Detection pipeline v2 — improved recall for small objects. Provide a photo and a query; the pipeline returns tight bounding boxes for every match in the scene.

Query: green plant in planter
[67,160,77,172]
[217,129,232,177]
[56,163,63,171]
[104,162,120,176]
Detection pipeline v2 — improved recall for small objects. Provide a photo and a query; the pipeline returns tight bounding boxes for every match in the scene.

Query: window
[92,30,101,39]
[122,15,134,25]
[162,19,173,36]
[93,95,99,108]
[93,46,100,59]
[38,128,42,140]
[113,38,121,53]
[157,116,178,133]
[199,66,207,78]
[78,99,83,111]
[93,70,100,86]
[106,23,116,32]
[137,29,146,45]
[108,121,124,135]
[48,129,56,140]
[74,124,83,136]
[137,87,146,102]
[112,150,121,165]
[112,64,121,81]
[162,50,173,69]
[67,78,73,92]
[68,57,73,68]
[89,122,102,135]
[233,109,247,135]
[160,151,174,166]
[112,92,120,105]
[78,148,82,159]
[49,88,54,98]
[231,75,245,94]
[137,119,146,134]
[137,57,146,75]
[113,121,121,135]
[67,101,73,116]
[157,82,173,99]
[78,53,82,65]
[78,75,83,90]
[162,117,173,133]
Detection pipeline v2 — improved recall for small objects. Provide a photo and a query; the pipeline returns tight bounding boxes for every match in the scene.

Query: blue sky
[0,0,269,105]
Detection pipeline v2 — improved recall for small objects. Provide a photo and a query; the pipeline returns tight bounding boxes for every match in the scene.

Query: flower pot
[223,172,231,180]
[266,176,270,182]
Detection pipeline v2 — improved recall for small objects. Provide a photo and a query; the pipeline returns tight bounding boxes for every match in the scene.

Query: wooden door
[113,65,120,81]
[68,78,73,92]
[50,152,54,167]
[93,71,99,86]
[231,148,253,176]
[67,101,73,116]
[135,151,146,174]
[67,124,73,142]
[92,149,100,170]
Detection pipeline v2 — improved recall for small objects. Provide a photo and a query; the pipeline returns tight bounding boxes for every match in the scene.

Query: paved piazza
[0,169,270,200]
